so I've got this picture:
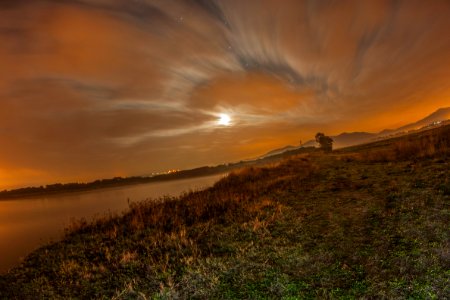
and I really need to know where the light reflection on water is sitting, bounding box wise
[0,174,225,273]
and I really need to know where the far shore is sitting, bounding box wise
[0,171,228,201]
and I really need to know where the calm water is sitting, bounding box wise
[0,174,226,273]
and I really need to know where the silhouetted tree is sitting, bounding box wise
[315,132,333,152]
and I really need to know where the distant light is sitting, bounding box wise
[218,113,231,126]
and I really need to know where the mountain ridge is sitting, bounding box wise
[262,107,450,157]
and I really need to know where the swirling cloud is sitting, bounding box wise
[0,0,449,188]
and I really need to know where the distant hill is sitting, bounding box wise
[380,107,450,136]
[263,107,450,156]
[332,132,376,148]
[261,145,298,158]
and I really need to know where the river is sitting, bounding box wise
[0,174,226,273]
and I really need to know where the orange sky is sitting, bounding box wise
[0,0,449,189]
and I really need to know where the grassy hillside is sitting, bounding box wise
[1,125,449,299]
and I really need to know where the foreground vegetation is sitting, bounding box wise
[1,125,449,299]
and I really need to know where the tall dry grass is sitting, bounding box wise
[65,158,315,239]
[356,125,449,162]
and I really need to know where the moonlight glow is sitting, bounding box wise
[218,114,231,126]
[0,0,448,191]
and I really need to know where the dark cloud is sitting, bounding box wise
[189,0,229,27]
[1,0,449,188]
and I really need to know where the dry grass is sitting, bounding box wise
[1,125,449,299]
[369,125,448,162]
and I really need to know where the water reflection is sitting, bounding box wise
[0,174,225,273]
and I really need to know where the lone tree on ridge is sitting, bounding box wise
[315,132,333,152]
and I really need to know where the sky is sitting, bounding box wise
[1,0,449,189]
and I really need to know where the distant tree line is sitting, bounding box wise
[0,176,152,199]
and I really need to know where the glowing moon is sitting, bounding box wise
[218,113,231,126]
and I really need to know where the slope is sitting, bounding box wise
[1,125,449,299]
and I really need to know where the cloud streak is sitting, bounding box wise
[1,0,449,188]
